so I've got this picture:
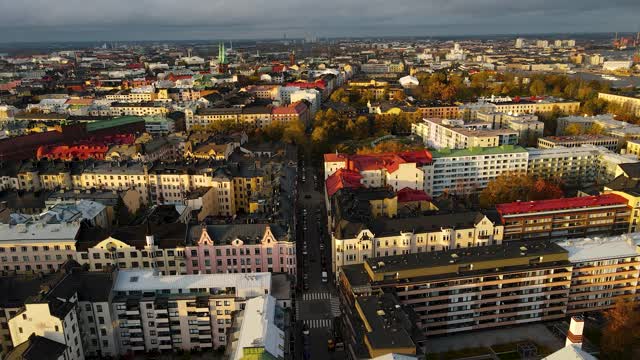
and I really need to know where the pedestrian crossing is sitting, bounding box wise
[302,292,332,301]
[303,319,333,329]
[330,297,341,317]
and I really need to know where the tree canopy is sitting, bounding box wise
[601,299,640,359]
[479,173,563,208]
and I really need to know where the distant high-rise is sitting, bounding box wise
[218,42,228,73]
[515,38,525,49]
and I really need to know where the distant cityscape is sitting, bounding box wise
[0,26,640,360]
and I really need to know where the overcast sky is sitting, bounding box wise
[0,0,638,42]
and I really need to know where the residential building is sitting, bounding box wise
[0,275,52,357]
[185,224,296,275]
[598,93,640,117]
[0,220,81,275]
[463,96,580,116]
[626,139,640,158]
[496,194,631,242]
[227,295,287,360]
[526,146,601,187]
[110,270,272,352]
[603,163,640,232]
[331,211,503,274]
[411,118,518,150]
[323,150,432,193]
[144,117,175,136]
[8,262,117,360]
[537,135,619,152]
[340,240,572,337]
[424,145,529,196]
[557,233,640,314]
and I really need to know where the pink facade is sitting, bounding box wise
[185,224,296,275]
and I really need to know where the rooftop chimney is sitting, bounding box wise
[565,316,584,348]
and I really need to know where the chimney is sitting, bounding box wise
[565,316,584,348]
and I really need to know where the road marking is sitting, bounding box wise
[303,319,332,329]
[330,297,341,317]
[302,292,331,301]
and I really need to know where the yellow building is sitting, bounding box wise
[626,139,640,158]
[599,92,640,117]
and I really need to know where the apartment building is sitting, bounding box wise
[340,240,572,336]
[0,275,53,357]
[8,263,117,360]
[105,92,158,103]
[323,150,433,193]
[475,96,580,115]
[108,102,170,117]
[339,292,422,359]
[598,92,640,117]
[76,224,188,275]
[184,102,309,130]
[412,118,518,150]
[110,270,272,352]
[496,194,631,242]
[185,223,296,275]
[537,135,619,152]
[331,211,503,274]
[0,221,80,274]
[604,164,640,232]
[475,111,544,138]
[416,105,459,119]
[227,295,287,360]
[526,146,601,187]
[557,233,640,314]
[424,145,529,196]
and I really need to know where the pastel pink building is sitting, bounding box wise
[185,224,296,275]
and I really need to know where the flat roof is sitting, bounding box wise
[557,233,640,263]
[364,240,567,275]
[113,270,271,299]
[496,194,628,216]
[0,222,80,242]
[231,295,283,360]
[431,145,527,158]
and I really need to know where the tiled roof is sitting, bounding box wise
[396,187,431,202]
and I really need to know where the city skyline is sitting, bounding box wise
[0,0,638,42]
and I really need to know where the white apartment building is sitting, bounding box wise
[227,295,286,360]
[411,118,518,150]
[331,212,503,274]
[290,89,321,116]
[144,117,175,135]
[276,86,301,104]
[557,233,640,314]
[423,145,529,196]
[527,146,601,187]
[111,270,272,353]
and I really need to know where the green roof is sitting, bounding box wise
[431,145,528,158]
[86,116,144,132]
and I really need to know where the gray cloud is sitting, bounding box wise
[0,0,638,42]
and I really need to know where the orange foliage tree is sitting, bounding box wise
[601,299,640,359]
[479,173,563,208]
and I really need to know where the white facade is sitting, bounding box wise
[424,146,529,196]
[290,89,321,116]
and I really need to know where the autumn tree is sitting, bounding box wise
[529,79,546,96]
[356,140,423,154]
[479,173,563,208]
[601,299,640,360]
[563,123,584,136]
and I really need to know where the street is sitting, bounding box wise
[294,163,345,360]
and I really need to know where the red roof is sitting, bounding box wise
[397,187,432,203]
[286,80,326,90]
[496,194,628,216]
[323,150,432,174]
[325,169,363,197]
[272,101,307,115]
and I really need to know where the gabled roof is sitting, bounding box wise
[326,168,363,197]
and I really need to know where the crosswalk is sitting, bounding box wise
[330,297,341,317]
[302,292,332,301]
[303,319,333,329]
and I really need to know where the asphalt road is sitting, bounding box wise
[294,164,345,360]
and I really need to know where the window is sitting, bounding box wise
[96,305,103,312]
[99,317,105,325]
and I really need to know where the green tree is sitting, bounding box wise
[479,173,563,208]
